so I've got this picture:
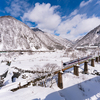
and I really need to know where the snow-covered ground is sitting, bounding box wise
[0,50,100,100]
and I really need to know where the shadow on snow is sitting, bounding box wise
[43,76,100,100]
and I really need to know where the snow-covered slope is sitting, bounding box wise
[31,27,73,49]
[74,36,84,43]
[0,51,100,100]
[0,16,45,50]
[74,25,100,48]
[0,16,72,51]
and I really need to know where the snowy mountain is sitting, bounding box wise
[0,16,72,51]
[31,27,73,50]
[74,36,84,43]
[74,25,100,48]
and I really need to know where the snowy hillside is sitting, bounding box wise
[0,16,41,50]
[74,36,84,43]
[0,16,72,51]
[0,51,100,100]
[31,27,73,49]
[74,25,100,48]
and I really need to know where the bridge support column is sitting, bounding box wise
[58,71,63,89]
[91,58,95,67]
[74,64,79,76]
[99,56,100,62]
[95,57,99,63]
[84,61,88,74]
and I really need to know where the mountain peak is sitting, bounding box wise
[0,15,12,18]
[30,27,44,33]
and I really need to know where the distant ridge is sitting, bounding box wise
[74,25,100,48]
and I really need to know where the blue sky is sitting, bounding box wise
[0,0,100,40]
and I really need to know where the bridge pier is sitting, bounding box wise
[95,57,99,63]
[84,61,88,74]
[91,58,95,67]
[58,71,63,89]
[74,64,79,76]
[99,56,100,62]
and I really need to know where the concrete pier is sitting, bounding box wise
[84,61,88,74]
[95,57,99,63]
[91,58,95,67]
[99,56,100,62]
[74,65,79,76]
[58,71,63,89]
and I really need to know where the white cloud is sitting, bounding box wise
[70,9,78,17]
[96,1,100,5]
[22,3,61,32]
[5,0,30,17]
[0,10,5,13]
[56,14,100,40]
[21,2,100,41]
[80,0,92,8]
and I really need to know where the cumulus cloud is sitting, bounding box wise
[56,14,100,40]
[22,3,61,32]
[80,0,92,8]
[5,0,30,17]
[21,2,100,40]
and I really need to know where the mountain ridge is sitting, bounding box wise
[74,25,100,48]
[0,16,72,51]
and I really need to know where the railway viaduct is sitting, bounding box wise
[57,56,100,89]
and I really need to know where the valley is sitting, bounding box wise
[0,16,100,100]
